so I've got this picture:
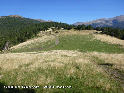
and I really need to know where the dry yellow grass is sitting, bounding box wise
[0,50,88,71]
[93,34,124,47]
[0,50,105,76]
[0,50,119,90]
[59,30,97,36]
[0,50,90,85]
[88,52,124,70]
[10,34,55,50]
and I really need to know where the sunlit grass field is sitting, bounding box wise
[10,31,124,53]
[0,30,124,93]
[47,34,124,53]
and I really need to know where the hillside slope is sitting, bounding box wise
[0,15,41,50]
[0,16,71,51]
[0,30,124,93]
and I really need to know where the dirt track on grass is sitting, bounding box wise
[40,33,60,50]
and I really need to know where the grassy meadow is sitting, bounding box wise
[0,30,124,93]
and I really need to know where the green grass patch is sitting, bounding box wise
[10,34,124,53]
[45,34,124,53]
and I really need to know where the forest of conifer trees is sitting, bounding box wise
[0,16,73,51]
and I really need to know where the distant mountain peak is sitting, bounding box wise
[8,15,23,18]
[73,15,124,28]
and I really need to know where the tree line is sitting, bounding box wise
[0,16,124,51]
[73,25,124,40]
[95,27,124,40]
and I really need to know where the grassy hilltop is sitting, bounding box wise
[0,30,124,93]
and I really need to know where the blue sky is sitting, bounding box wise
[0,0,124,24]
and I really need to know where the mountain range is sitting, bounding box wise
[73,15,124,28]
[1,15,124,29]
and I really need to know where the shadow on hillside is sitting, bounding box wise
[98,63,114,67]
[0,82,35,93]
